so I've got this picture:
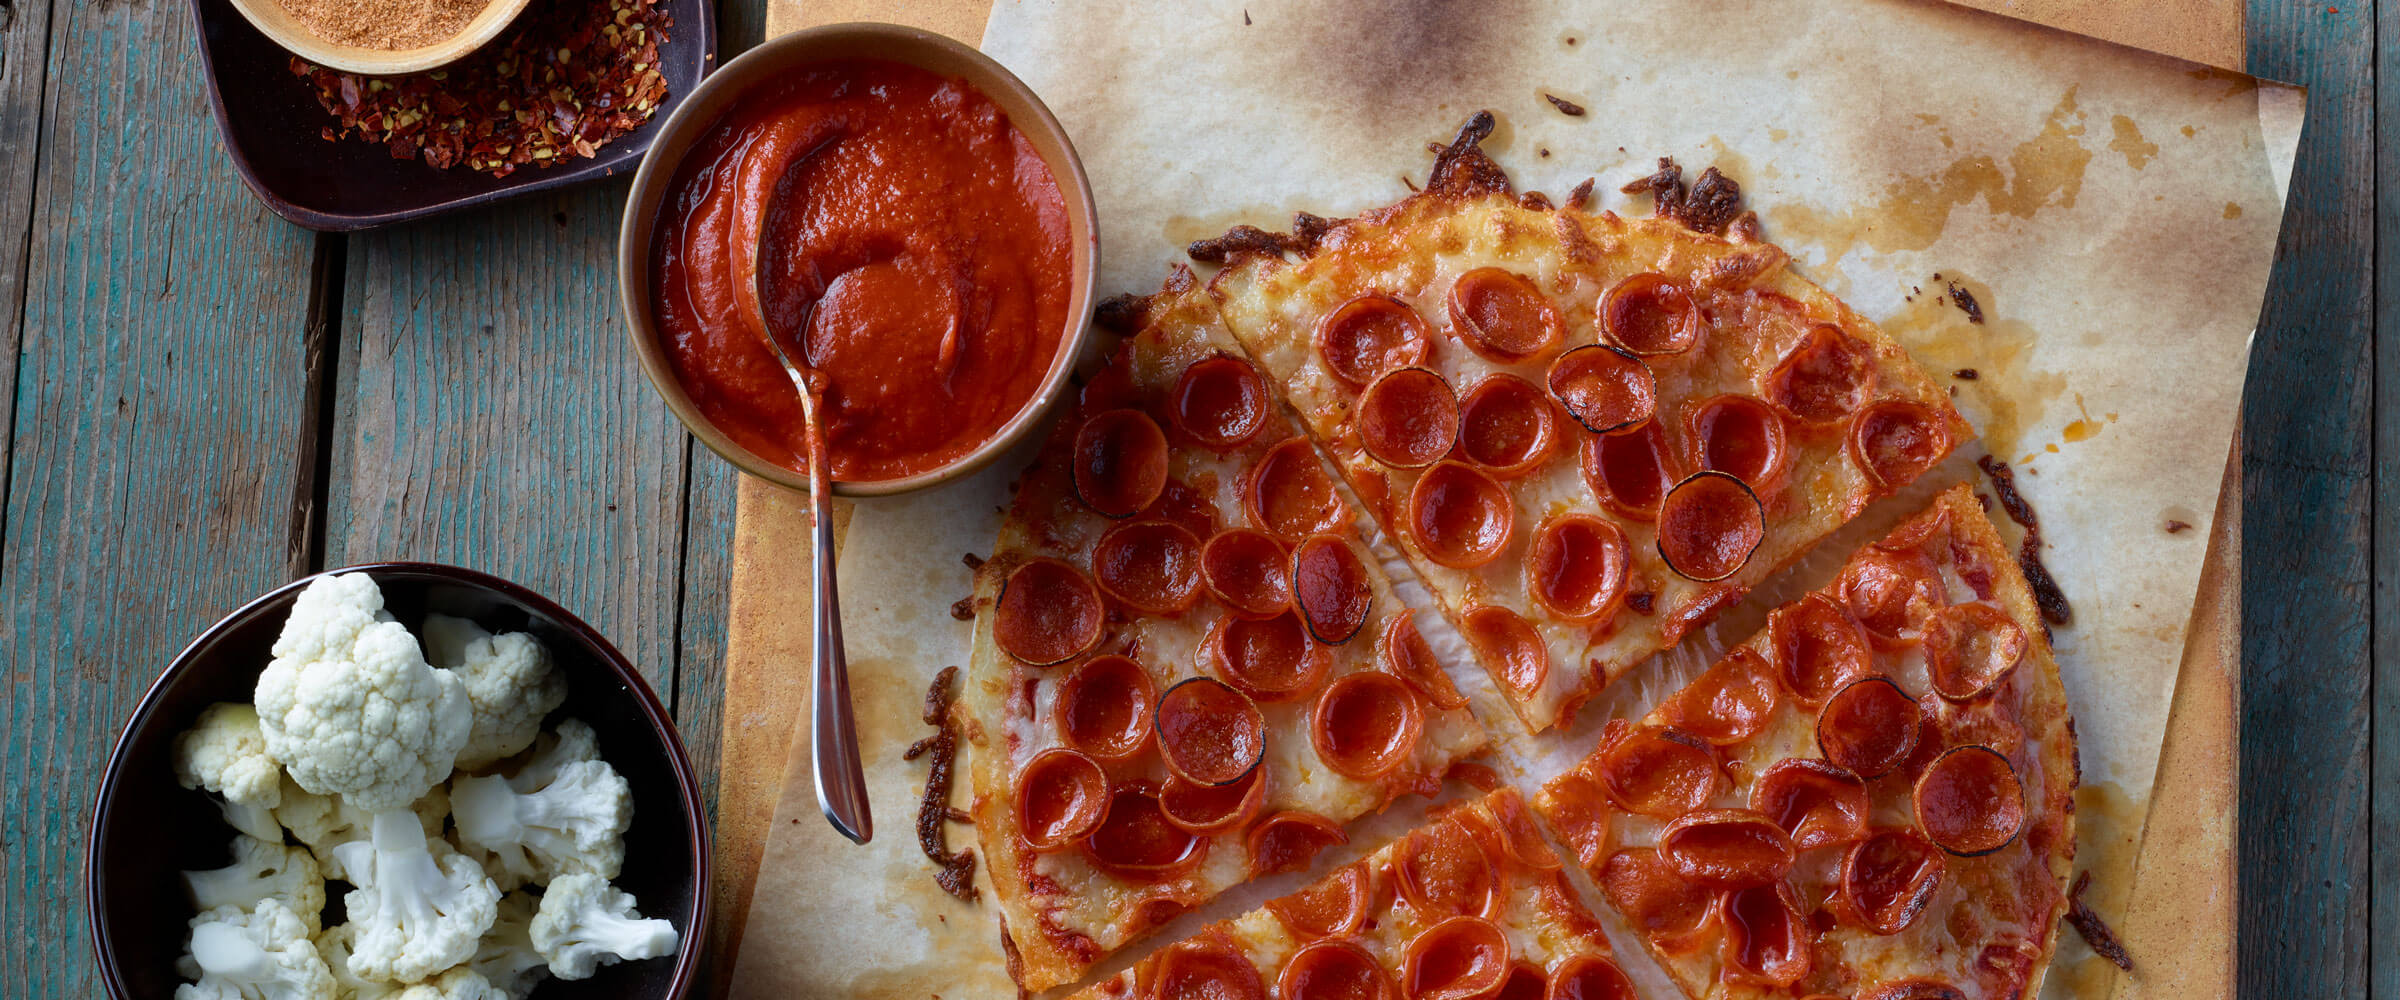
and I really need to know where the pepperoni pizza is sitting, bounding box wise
[1068,787,1628,1000]
[1205,115,1971,732]
[961,271,1491,992]
[1533,486,2076,999]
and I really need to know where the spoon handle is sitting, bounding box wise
[809,455,873,844]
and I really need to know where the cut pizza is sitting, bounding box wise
[961,269,1490,991]
[1534,485,2076,1000]
[1204,114,1972,732]
[1069,787,1627,1000]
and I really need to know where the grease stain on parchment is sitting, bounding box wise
[1884,273,2064,463]
[2108,114,2158,169]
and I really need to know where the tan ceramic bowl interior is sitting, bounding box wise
[227,0,535,75]
[618,23,1099,498]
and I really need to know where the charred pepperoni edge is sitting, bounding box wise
[1357,366,1462,469]
[1912,744,2028,857]
[1814,674,1921,778]
[1547,344,1658,436]
[1655,470,1766,582]
[1071,408,1171,519]
[1153,676,1268,787]
[992,557,1104,666]
[1835,828,1947,937]
[1290,534,1375,645]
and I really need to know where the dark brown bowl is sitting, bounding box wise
[85,563,710,998]
[188,0,716,231]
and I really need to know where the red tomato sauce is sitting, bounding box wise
[650,59,1072,483]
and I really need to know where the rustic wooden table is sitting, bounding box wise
[0,1,2377,997]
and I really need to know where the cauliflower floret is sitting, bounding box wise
[255,573,471,813]
[220,799,287,845]
[420,615,565,771]
[389,967,505,1000]
[528,874,678,980]
[277,779,447,882]
[504,719,598,794]
[311,925,395,1000]
[183,835,326,933]
[329,812,499,983]
[175,899,335,1000]
[175,703,284,809]
[466,892,549,1000]
[451,759,630,889]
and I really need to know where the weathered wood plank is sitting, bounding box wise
[326,181,699,750]
[675,446,737,815]
[2373,3,2399,997]
[0,0,52,504]
[0,0,322,992]
[2240,3,2375,997]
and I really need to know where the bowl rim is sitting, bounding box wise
[616,21,1100,499]
[224,0,537,76]
[83,561,713,999]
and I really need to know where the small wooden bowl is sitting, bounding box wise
[617,22,1100,498]
[226,0,534,75]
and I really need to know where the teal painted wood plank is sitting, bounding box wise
[0,0,50,496]
[673,446,736,818]
[2241,2,2375,997]
[2375,2,2399,997]
[327,182,701,755]
[0,0,321,995]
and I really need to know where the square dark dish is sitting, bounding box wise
[187,0,715,231]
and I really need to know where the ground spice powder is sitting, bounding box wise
[278,0,492,51]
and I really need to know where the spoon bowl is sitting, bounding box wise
[226,0,536,75]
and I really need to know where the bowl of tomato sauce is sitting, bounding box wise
[619,23,1098,496]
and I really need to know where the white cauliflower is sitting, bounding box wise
[183,835,326,933]
[311,924,393,1000]
[466,892,549,1000]
[450,760,630,889]
[219,800,287,846]
[528,874,679,980]
[504,719,598,793]
[420,615,565,771]
[175,899,335,1000]
[390,967,506,1000]
[329,812,499,983]
[175,703,284,809]
[255,573,471,813]
[277,779,447,882]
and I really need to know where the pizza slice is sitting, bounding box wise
[962,269,1490,992]
[1533,485,2075,1000]
[1069,787,1626,1000]
[1205,114,1972,732]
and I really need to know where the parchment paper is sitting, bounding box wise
[726,3,2301,997]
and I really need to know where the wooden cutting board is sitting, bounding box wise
[705,2,2249,994]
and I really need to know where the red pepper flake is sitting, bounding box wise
[291,0,674,178]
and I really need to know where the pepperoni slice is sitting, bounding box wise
[1247,438,1348,541]
[1750,758,1870,850]
[993,558,1104,665]
[1172,355,1269,450]
[1912,745,2026,856]
[1406,461,1516,568]
[1816,675,1921,778]
[1538,770,1614,874]
[1769,594,1871,707]
[1601,273,1701,356]
[1458,375,1559,477]
[1015,748,1110,851]
[1876,501,1954,554]
[1317,294,1434,387]
[1205,611,1331,702]
[1496,962,1545,1000]
[1765,324,1877,426]
[1656,471,1765,582]
[1247,811,1347,877]
[1835,828,1947,935]
[1687,395,1789,492]
[1658,809,1796,888]
[1547,345,1657,435]
[1084,782,1208,880]
[1847,400,1952,492]
[1460,605,1548,702]
[1595,723,1722,818]
[1720,882,1812,987]
[1149,934,1266,1000]
[1292,534,1375,644]
[1579,420,1678,522]
[1401,916,1512,1000]
[1093,520,1205,615]
[1073,408,1171,518]
[1359,367,1462,469]
[1155,676,1267,787]
[1596,849,1714,950]
[1266,860,1369,939]
[1923,602,2029,701]
[1279,939,1396,1000]
[1378,610,1468,710]
[1202,528,1293,619]
[1545,955,1635,1000]
[1056,654,1157,760]
[1160,765,1266,835]
[1449,267,1563,363]
[1839,547,1947,647]
[1396,818,1501,918]
[1655,647,1778,746]
[1311,670,1425,780]
[1482,791,1563,872]
[1526,513,1630,621]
